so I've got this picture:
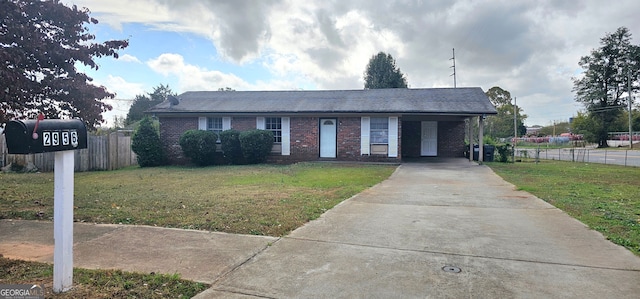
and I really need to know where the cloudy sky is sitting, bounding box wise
[67,0,640,127]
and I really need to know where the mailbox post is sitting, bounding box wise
[4,119,87,293]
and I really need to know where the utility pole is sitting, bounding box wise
[513,96,517,162]
[629,71,634,149]
[450,48,456,88]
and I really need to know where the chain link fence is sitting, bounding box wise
[514,147,640,167]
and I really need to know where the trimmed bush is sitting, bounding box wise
[239,129,273,164]
[179,130,218,166]
[220,129,244,165]
[131,117,166,167]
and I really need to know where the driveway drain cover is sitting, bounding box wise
[442,266,462,273]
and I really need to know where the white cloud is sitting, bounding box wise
[91,75,145,127]
[146,53,184,76]
[146,53,300,91]
[70,0,640,125]
[98,75,146,99]
[118,54,142,63]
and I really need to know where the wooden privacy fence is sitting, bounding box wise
[1,131,137,172]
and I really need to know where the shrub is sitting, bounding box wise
[179,130,218,166]
[239,129,273,164]
[131,117,166,167]
[220,130,244,165]
[495,143,513,163]
[483,135,497,145]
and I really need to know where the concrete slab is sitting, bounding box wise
[207,160,640,298]
[0,220,278,284]
[73,225,278,283]
[0,220,119,262]
[211,238,640,298]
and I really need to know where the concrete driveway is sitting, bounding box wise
[201,159,640,298]
[1,159,638,298]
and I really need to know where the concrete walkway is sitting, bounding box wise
[1,159,639,298]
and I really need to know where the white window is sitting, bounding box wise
[266,117,282,143]
[207,117,223,142]
[370,117,389,144]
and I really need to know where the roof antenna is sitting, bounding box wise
[450,48,457,88]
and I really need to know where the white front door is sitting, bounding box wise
[320,119,337,158]
[421,121,438,156]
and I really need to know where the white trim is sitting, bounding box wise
[222,117,231,130]
[198,117,207,130]
[388,117,398,157]
[281,117,290,156]
[256,117,265,129]
[361,117,370,155]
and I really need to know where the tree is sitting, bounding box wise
[538,121,571,136]
[483,87,527,139]
[571,112,601,143]
[0,0,128,129]
[131,116,166,167]
[126,84,176,125]
[363,52,408,89]
[572,27,640,147]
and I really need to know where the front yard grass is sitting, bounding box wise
[488,161,640,256]
[0,162,395,297]
[0,162,396,236]
[0,257,208,298]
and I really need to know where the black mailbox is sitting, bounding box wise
[4,119,87,154]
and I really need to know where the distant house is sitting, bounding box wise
[146,88,496,164]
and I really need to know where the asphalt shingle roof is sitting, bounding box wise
[147,87,496,115]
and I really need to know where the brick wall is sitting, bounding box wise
[335,117,401,163]
[337,117,361,159]
[159,115,451,164]
[159,117,198,164]
[231,117,255,131]
[438,121,466,157]
[290,117,320,160]
[266,117,401,163]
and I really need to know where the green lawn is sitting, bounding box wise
[0,257,208,298]
[488,161,640,255]
[0,162,396,297]
[0,162,396,236]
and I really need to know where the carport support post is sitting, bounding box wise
[53,150,74,293]
[468,119,473,162]
[478,116,484,163]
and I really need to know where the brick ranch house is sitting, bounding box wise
[146,87,497,164]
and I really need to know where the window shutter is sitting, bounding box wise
[222,117,231,130]
[256,117,265,129]
[361,117,370,155]
[198,117,207,130]
[281,117,290,156]
[388,117,398,157]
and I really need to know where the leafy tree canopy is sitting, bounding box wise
[483,86,527,139]
[125,84,176,125]
[0,0,128,128]
[363,52,408,89]
[572,26,640,147]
